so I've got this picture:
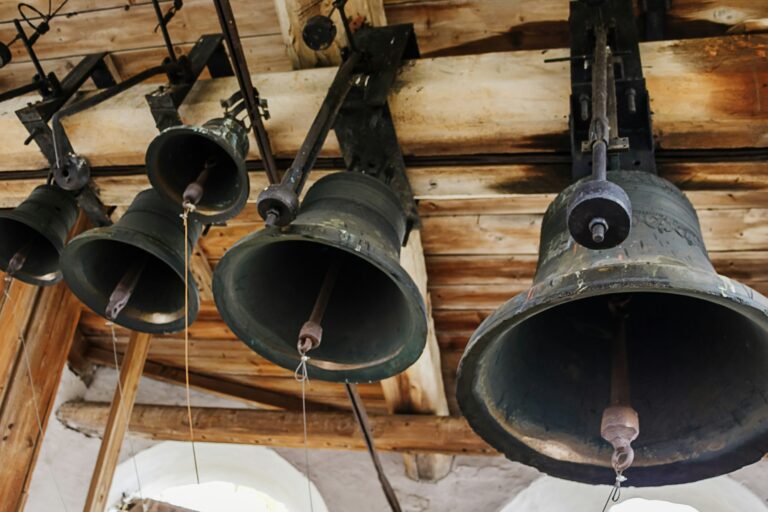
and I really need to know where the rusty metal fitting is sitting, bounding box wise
[298,320,323,353]
[601,404,639,474]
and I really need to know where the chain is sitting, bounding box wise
[181,205,201,485]
[294,347,315,512]
[107,321,146,510]
[3,276,69,512]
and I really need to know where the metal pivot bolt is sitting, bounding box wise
[626,88,637,114]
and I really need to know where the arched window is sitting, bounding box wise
[501,475,767,512]
[107,441,328,512]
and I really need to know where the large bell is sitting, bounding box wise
[0,185,78,286]
[457,170,768,487]
[213,172,427,383]
[145,116,250,223]
[61,189,202,333]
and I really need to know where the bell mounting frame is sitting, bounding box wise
[257,17,420,242]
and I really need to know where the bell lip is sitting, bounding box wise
[213,226,428,384]
[0,210,64,286]
[145,124,250,224]
[456,262,768,487]
[61,225,200,334]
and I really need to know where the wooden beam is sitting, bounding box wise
[0,279,83,509]
[128,498,201,512]
[273,0,386,69]
[84,331,153,512]
[191,245,214,301]
[57,402,496,455]
[0,277,40,405]
[382,230,452,481]
[3,33,767,172]
[84,344,343,411]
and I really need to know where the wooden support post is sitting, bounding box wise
[84,330,153,512]
[58,402,496,455]
[0,279,83,510]
[382,230,453,481]
[273,0,386,69]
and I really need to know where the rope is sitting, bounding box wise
[3,276,69,512]
[294,350,314,512]
[107,321,145,509]
[181,205,201,485]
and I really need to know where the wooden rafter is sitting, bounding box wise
[84,331,153,512]
[58,402,496,455]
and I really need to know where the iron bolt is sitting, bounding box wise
[589,217,608,244]
[626,88,637,114]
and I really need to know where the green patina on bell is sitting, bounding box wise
[0,185,78,286]
[213,172,427,383]
[61,189,202,333]
[146,116,250,223]
[457,170,768,487]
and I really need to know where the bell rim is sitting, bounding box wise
[456,261,768,487]
[213,225,428,383]
[145,124,250,224]
[61,225,200,334]
[0,209,65,286]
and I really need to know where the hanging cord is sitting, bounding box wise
[180,204,201,485]
[600,474,626,512]
[2,276,69,512]
[294,347,314,512]
[107,322,146,510]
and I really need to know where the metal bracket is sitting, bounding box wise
[569,0,656,180]
[145,34,234,131]
[641,0,670,41]
[333,24,421,239]
[13,52,117,227]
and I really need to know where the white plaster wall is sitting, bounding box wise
[24,367,768,512]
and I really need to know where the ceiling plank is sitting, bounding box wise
[57,401,497,455]
[3,33,766,171]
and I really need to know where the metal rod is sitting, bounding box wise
[212,0,280,185]
[182,158,214,207]
[334,0,360,55]
[298,260,341,353]
[590,26,609,183]
[14,19,45,80]
[280,51,362,196]
[151,0,177,63]
[105,256,148,321]
[6,242,32,276]
[609,302,630,406]
[345,382,402,512]
[0,79,42,104]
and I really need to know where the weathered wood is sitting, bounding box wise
[57,402,496,455]
[274,0,386,69]
[0,279,83,510]
[128,498,200,512]
[3,34,767,171]
[84,330,153,512]
[85,344,343,411]
[0,277,39,406]
[190,245,214,301]
[382,230,452,481]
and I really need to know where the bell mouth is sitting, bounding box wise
[213,232,427,383]
[146,128,248,223]
[61,230,199,334]
[0,216,61,285]
[458,263,768,487]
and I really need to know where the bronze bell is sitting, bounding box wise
[145,116,250,223]
[0,185,78,286]
[213,172,427,383]
[457,170,768,487]
[61,189,202,333]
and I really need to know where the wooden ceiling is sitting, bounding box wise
[1,0,768,475]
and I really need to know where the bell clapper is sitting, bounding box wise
[182,158,216,209]
[6,241,32,276]
[601,297,639,491]
[297,258,341,355]
[105,254,148,321]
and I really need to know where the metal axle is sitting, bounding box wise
[105,256,148,321]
